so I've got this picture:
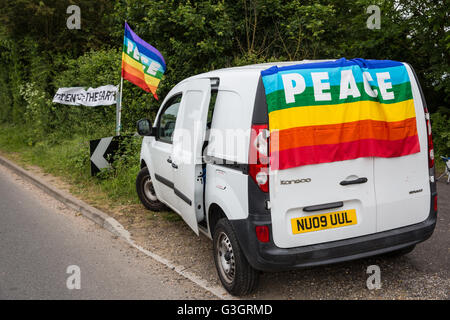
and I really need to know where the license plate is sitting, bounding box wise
[291,209,357,235]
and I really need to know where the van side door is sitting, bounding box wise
[171,78,211,234]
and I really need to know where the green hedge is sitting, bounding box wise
[0,0,448,188]
[431,109,450,158]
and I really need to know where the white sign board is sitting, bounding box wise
[53,85,118,107]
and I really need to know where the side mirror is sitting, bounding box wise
[137,119,156,136]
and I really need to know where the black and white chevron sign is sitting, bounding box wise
[89,136,121,176]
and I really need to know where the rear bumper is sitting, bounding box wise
[230,199,437,272]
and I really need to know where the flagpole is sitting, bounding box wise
[116,77,123,136]
[116,20,126,137]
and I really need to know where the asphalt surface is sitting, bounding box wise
[0,165,216,300]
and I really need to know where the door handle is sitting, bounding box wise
[340,177,368,186]
[167,158,172,164]
[303,201,344,212]
[171,162,178,169]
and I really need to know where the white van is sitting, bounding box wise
[136,60,437,296]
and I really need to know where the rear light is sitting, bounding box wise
[249,124,269,192]
[255,225,270,243]
[425,110,434,168]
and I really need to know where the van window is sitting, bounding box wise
[206,90,218,129]
[157,94,182,144]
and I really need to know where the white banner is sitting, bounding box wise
[52,85,118,107]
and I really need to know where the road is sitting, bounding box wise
[0,165,216,300]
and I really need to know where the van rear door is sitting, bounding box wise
[375,64,430,232]
[171,78,211,235]
[269,158,377,249]
[267,62,430,249]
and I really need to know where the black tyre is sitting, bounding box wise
[213,218,259,296]
[384,245,416,258]
[136,167,166,211]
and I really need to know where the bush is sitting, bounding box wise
[13,49,125,145]
[431,109,450,158]
[19,82,54,145]
[2,48,150,205]
[52,48,121,139]
[52,48,159,137]
[95,133,142,202]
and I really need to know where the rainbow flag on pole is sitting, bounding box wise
[121,22,166,99]
[261,58,420,170]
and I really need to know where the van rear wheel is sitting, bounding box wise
[136,167,166,211]
[213,218,259,296]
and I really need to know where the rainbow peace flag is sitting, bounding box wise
[261,58,420,170]
[122,22,166,99]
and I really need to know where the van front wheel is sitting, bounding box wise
[213,218,259,296]
[136,167,166,211]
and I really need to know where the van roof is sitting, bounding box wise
[214,59,334,72]
[182,59,335,82]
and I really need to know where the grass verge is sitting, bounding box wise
[0,123,181,221]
